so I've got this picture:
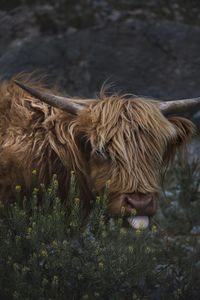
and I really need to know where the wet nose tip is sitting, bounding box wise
[140,193,153,201]
[123,192,155,215]
[127,193,153,206]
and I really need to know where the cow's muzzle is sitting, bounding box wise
[120,192,156,230]
[121,192,156,216]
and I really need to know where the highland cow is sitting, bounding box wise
[0,76,199,228]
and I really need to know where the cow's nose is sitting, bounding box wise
[122,192,156,216]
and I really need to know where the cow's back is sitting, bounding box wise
[0,80,70,203]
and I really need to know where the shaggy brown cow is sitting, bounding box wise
[0,76,199,228]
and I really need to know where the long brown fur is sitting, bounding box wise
[0,75,195,214]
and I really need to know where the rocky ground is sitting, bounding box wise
[0,1,200,127]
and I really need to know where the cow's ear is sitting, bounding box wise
[168,116,196,147]
[163,117,196,164]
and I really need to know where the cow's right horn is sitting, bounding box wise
[14,80,85,115]
[160,97,200,116]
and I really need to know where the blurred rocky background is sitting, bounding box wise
[0,4,200,298]
[0,0,200,126]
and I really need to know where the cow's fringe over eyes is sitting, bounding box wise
[0,76,195,205]
[78,96,195,195]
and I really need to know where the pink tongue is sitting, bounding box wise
[127,216,149,229]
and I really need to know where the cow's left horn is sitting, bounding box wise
[160,97,200,115]
[14,80,85,115]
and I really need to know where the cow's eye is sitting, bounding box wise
[93,149,108,161]
[95,149,102,156]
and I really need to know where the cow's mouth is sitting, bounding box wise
[127,215,150,230]
[108,192,156,230]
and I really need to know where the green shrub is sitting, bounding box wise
[0,153,200,300]
[158,148,200,235]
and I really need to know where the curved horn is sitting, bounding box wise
[14,80,85,115]
[160,97,200,115]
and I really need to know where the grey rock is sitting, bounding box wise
[107,10,121,22]
[0,18,200,102]
[0,0,200,117]
[191,226,200,235]
[195,261,200,269]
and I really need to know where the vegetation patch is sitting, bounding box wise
[0,149,200,300]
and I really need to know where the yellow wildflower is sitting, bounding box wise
[120,206,126,216]
[120,228,126,236]
[106,179,111,187]
[32,169,37,175]
[63,240,68,246]
[48,188,52,194]
[96,196,101,203]
[52,240,57,246]
[135,229,142,236]
[145,246,151,254]
[70,222,76,227]
[98,261,104,269]
[128,246,134,253]
[99,219,105,227]
[15,185,21,192]
[22,266,30,273]
[152,224,157,233]
[53,179,59,189]
[52,275,59,285]
[33,188,39,194]
[74,197,80,205]
[40,249,48,257]
[130,208,137,216]
[27,227,32,233]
